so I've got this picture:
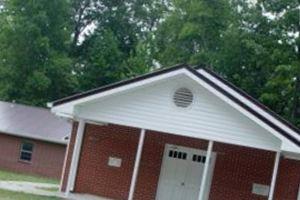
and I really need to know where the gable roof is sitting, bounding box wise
[50,64,187,107]
[0,101,71,144]
[198,67,300,143]
[49,64,300,149]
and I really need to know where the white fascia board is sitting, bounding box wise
[52,110,74,119]
[51,67,299,153]
[184,70,299,153]
[198,69,300,142]
[51,104,74,116]
[282,151,300,161]
[51,69,187,116]
[76,111,279,152]
[281,141,300,153]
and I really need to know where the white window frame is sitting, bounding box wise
[19,141,34,163]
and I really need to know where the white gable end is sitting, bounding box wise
[76,74,281,151]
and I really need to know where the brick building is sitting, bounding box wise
[50,65,300,199]
[0,101,71,179]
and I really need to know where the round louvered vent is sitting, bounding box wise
[173,88,193,108]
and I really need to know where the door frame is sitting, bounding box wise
[155,144,217,200]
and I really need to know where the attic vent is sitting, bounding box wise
[173,88,193,108]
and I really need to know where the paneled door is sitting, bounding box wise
[156,144,216,200]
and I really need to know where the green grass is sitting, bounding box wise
[0,169,59,184]
[0,189,62,200]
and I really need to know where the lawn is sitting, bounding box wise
[0,189,62,200]
[0,169,59,184]
[0,169,61,199]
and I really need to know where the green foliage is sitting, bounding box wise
[258,0,300,125]
[153,0,232,66]
[151,0,300,126]
[0,0,76,106]
[0,0,299,127]
[70,0,167,91]
[75,29,125,90]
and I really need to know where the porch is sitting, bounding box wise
[50,65,300,200]
[62,122,300,200]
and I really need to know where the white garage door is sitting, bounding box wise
[156,144,216,200]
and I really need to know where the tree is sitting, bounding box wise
[153,0,233,66]
[153,0,300,127]
[216,1,277,98]
[0,0,168,105]
[72,0,168,91]
[258,0,300,125]
[0,0,77,106]
[217,0,300,126]
[0,0,299,128]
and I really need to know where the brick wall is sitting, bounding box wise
[275,158,300,200]
[210,143,275,200]
[74,123,140,199]
[0,132,66,179]
[62,123,300,200]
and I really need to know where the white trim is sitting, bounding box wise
[283,152,300,161]
[297,184,300,200]
[128,129,146,200]
[198,140,214,200]
[53,111,74,120]
[198,69,300,144]
[59,135,72,191]
[19,141,34,162]
[74,114,107,126]
[51,67,300,152]
[268,151,281,200]
[65,120,86,195]
[76,112,280,152]
[183,70,296,152]
[52,69,186,113]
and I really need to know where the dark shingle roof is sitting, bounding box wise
[0,101,71,144]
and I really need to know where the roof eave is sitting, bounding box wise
[0,130,68,145]
[49,64,300,150]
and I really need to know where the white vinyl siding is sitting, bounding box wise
[76,74,281,151]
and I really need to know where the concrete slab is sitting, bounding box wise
[0,180,60,197]
[65,193,113,200]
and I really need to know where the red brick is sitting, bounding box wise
[0,133,66,179]
[62,123,300,200]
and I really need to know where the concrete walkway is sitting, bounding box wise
[0,180,113,200]
[0,180,61,197]
[66,193,113,200]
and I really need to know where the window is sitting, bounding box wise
[168,150,187,160]
[20,142,34,162]
[192,154,206,163]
